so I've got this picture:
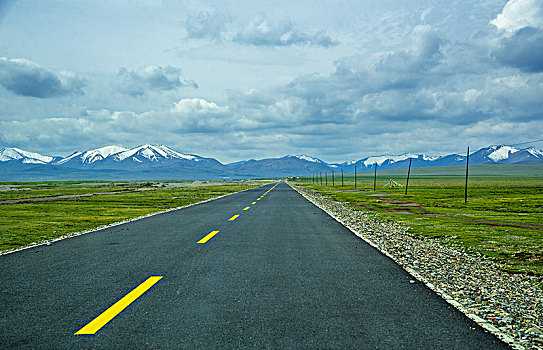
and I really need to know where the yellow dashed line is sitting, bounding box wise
[257,183,278,200]
[197,230,220,244]
[228,214,239,221]
[243,207,250,211]
[75,276,163,335]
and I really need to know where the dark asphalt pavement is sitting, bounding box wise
[0,182,510,349]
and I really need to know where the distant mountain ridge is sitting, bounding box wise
[0,147,57,164]
[53,145,208,168]
[0,144,542,180]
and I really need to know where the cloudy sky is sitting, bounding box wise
[0,0,542,163]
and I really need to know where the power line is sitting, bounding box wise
[510,138,543,147]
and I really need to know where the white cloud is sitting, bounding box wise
[491,0,543,33]
[233,15,337,47]
[2,0,543,162]
[171,98,225,114]
[485,1,543,72]
[183,11,337,48]
[185,11,231,40]
[375,25,445,75]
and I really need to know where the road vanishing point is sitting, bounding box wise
[0,182,510,349]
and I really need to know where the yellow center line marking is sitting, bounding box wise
[262,184,278,196]
[197,230,220,244]
[257,198,261,200]
[243,206,250,210]
[228,214,239,221]
[251,202,256,204]
[74,276,163,335]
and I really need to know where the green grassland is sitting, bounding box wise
[0,182,144,201]
[295,164,543,276]
[0,182,259,252]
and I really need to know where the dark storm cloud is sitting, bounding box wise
[0,57,85,98]
[492,27,543,72]
[116,65,198,96]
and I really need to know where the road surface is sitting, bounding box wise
[0,182,509,349]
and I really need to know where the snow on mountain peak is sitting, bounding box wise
[294,155,322,163]
[487,145,519,162]
[422,155,440,161]
[81,145,128,164]
[0,147,53,164]
[54,151,83,165]
[363,153,419,166]
[526,147,543,158]
[152,144,199,161]
[114,144,198,162]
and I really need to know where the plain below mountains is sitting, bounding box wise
[1,144,542,181]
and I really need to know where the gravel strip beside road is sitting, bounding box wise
[290,183,543,350]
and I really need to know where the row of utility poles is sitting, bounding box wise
[309,168,348,187]
[307,165,372,191]
[302,147,471,203]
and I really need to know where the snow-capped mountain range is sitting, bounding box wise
[0,147,57,164]
[0,144,542,180]
[54,145,203,167]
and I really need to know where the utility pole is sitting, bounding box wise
[332,171,334,186]
[465,147,470,204]
[341,169,344,187]
[325,172,328,185]
[405,158,412,195]
[354,165,357,189]
[373,163,377,191]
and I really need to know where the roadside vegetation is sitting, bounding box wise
[0,181,261,252]
[295,164,543,276]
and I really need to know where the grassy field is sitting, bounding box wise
[0,181,261,252]
[295,164,543,276]
[0,182,145,202]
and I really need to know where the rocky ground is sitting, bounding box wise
[291,184,543,350]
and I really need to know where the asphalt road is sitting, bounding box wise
[0,182,510,349]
